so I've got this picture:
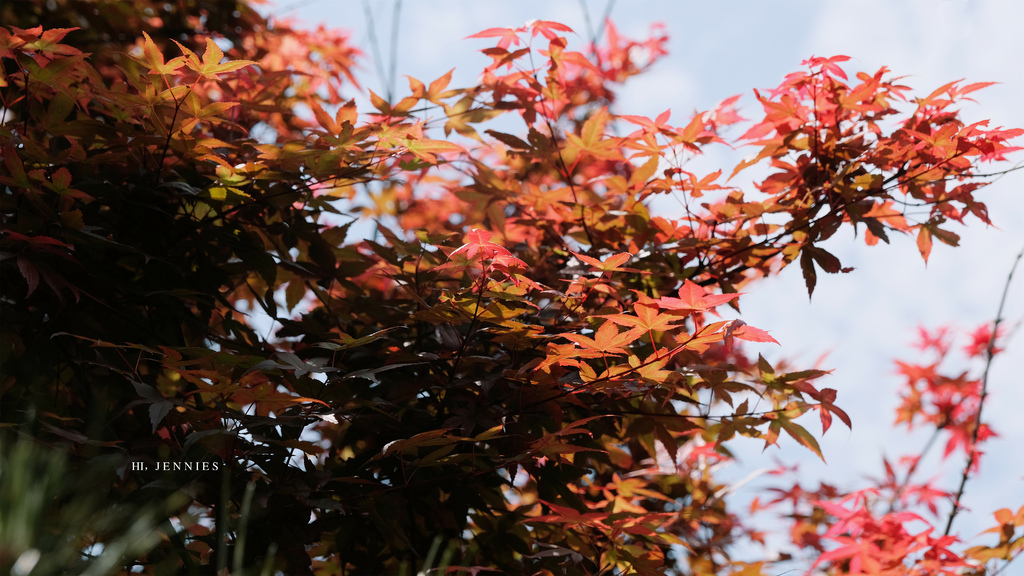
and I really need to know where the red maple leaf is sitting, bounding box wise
[450,229,512,260]
[657,280,740,313]
[466,27,524,50]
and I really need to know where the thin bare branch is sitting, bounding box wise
[944,244,1024,536]
[388,0,403,101]
[362,0,391,101]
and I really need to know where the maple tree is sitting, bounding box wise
[1,1,1022,575]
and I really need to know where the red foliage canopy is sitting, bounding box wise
[1,2,1021,574]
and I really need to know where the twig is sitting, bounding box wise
[362,0,391,101]
[887,426,941,513]
[21,65,30,138]
[445,271,490,385]
[990,549,1022,576]
[526,46,596,248]
[943,244,1024,536]
[155,96,185,179]
[595,0,616,42]
[578,0,616,48]
[388,0,403,101]
[577,0,596,46]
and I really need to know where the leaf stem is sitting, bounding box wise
[446,271,490,385]
[155,88,188,181]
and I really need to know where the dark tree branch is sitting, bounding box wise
[943,244,1024,536]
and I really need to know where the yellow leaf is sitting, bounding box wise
[628,155,660,190]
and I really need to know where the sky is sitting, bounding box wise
[269,0,1024,560]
